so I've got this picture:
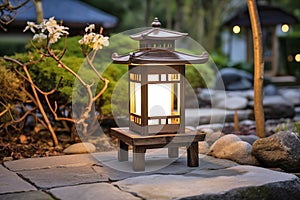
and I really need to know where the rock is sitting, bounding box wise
[263,84,279,96]
[199,141,210,154]
[63,142,96,154]
[252,131,300,172]
[209,134,259,165]
[214,68,253,91]
[216,96,248,110]
[239,119,255,126]
[198,128,214,135]
[205,131,224,146]
[209,134,241,154]
[248,95,295,120]
[280,89,300,106]
[197,124,223,132]
[238,135,259,145]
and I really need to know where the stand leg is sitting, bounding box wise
[168,147,179,158]
[133,146,146,171]
[118,140,128,161]
[187,142,199,167]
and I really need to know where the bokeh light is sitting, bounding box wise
[281,24,289,33]
[232,25,241,34]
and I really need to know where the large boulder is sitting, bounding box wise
[279,89,300,106]
[248,95,295,120]
[252,131,300,172]
[209,134,259,165]
[214,68,253,91]
[215,96,248,110]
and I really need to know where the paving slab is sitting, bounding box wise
[4,154,97,171]
[93,150,238,174]
[18,166,108,189]
[0,165,36,194]
[49,182,141,200]
[0,191,53,200]
[114,165,300,200]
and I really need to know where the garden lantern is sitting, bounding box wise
[111,18,208,171]
[112,17,208,136]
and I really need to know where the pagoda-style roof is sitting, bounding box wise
[112,18,208,65]
[223,2,299,27]
[130,17,187,41]
[112,49,209,65]
[130,28,188,41]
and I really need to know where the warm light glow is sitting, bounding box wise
[232,25,241,34]
[287,55,293,62]
[130,82,141,115]
[281,24,289,33]
[148,84,172,117]
[295,54,300,62]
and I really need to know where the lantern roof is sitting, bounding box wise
[130,18,187,41]
[112,49,209,64]
[112,17,209,65]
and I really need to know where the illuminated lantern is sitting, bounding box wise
[111,18,208,171]
[112,17,208,136]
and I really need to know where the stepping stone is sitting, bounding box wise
[114,165,300,200]
[0,165,36,194]
[49,183,140,200]
[0,191,53,200]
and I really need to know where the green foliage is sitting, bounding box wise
[0,63,26,123]
[292,122,300,137]
[185,64,214,89]
[0,61,26,103]
[275,120,300,137]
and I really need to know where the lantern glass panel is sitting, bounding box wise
[148,82,180,125]
[130,82,141,116]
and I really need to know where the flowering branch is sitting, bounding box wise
[22,17,110,138]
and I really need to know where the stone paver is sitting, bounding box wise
[2,150,300,200]
[49,183,140,200]
[4,154,97,171]
[0,165,36,194]
[18,166,108,189]
[0,191,53,200]
[114,165,300,200]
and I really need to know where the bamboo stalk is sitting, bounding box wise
[247,0,265,138]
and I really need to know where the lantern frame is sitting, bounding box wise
[128,64,185,135]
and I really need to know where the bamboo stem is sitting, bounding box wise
[247,0,265,138]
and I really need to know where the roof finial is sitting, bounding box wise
[151,17,161,27]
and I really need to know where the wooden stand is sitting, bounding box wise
[110,127,205,171]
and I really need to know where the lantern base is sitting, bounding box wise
[110,127,205,171]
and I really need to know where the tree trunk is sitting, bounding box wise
[33,0,43,23]
[175,0,184,31]
[145,0,151,26]
[166,0,172,29]
[248,0,265,138]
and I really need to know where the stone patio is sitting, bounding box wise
[1,151,300,200]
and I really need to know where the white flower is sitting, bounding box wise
[92,35,109,50]
[23,21,38,33]
[24,17,69,44]
[49,32,61,44]
[85,24,95,33]
[32,33,47,42]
